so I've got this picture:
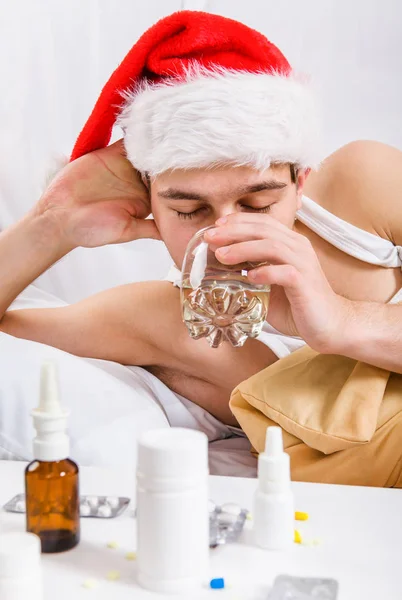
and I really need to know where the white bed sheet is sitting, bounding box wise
[0,285,257,477]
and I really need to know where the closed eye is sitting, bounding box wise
[175,204,273,219]
[175,208,206,219]
[241,205,272,213]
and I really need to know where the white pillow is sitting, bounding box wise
[1,282,170,466]
[33,240,173,304]
[0,332,170,466]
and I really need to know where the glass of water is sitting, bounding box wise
[180,226,270,348]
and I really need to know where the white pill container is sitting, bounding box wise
[0,532,43,600]
[136,428,209,594]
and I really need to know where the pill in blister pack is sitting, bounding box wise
[209,500,248,548]
[267,575,339,599]
[3,493,130,519]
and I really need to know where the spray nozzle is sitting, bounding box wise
[35,361,64,416]
[258,426,291,486]
[32,361,70,461]
[264,426,284,457]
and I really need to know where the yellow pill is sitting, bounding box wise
[294,529,302,544]
[106,570,121,581]
[82,579,98,589]
[246,512,253,521]
[106,541,119,549]
[295,511,309,521]
[125,551,137,561]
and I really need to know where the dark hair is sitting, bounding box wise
[290,164,297,184]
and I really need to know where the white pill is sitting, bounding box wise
[97,504,112,518]
[80,503,91,517]
[106,496,120,509]
[86,496,99,508]
[82,578,98,589]
[221,503,242,516]
[15,499,26,512]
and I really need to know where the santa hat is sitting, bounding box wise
[71,11,320,175]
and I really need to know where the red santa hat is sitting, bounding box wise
[71,10,320,175]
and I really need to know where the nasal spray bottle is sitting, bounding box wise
[25,361,80,553]
[253,426,294,550]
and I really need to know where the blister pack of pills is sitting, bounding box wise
[3,493,130,519]
[209,500,248,548]
[267,575,339,599]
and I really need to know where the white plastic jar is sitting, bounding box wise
[136,428,209,594]
[0,532,43,600]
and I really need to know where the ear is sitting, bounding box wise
[296,168,310,210]
[141,172,150,190]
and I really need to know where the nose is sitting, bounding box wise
[213,203,237,221]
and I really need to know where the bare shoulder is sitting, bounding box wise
[304,140,402,244]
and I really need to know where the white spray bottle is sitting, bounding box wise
[253,426,294,550]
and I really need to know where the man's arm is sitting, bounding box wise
[327,300,402,372]
[0,213,69,319]
[0,140,158,344]
[314,140,402,371]
[0,281,172,366]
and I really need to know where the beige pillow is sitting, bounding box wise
[230,346,402,487]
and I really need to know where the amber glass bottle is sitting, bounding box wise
[25,459,80,553]
[25,361,80,553]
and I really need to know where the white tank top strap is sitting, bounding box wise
[297,195,402,269]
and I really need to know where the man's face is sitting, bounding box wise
[150,164,307,267]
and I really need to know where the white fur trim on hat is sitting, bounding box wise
[118,68,321,176]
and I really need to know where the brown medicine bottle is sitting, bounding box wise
[25,362,80,553]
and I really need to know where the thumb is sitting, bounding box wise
[120,217,162,242]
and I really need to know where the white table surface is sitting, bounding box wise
[0,460,401,600]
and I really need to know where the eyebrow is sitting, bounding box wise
[157,180,287,201]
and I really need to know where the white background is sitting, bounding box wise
[0,0,401,302]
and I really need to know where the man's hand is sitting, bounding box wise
[32,140,160,250]
[204,213,351,352]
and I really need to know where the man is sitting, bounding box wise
[1,11,402,434]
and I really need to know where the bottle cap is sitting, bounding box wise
[137,428,209,482]
[0,532,41,578]
[258,426,291,487]
[32,361,70,462]
[265,426,284,456]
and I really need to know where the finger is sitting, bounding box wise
[248,264,301,290]
[215,239,296,266]
[205,222,296,251]
[121,218,161,242]
[215,212,294,234]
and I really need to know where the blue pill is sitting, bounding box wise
[210,578,225,589]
